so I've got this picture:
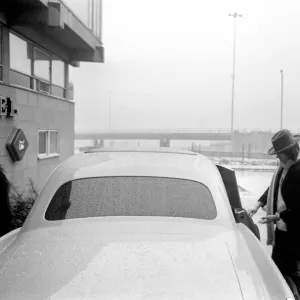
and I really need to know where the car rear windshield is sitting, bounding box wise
[45,177,217,221]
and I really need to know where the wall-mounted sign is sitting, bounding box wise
[0,97,18,117]
[6,128,29,162]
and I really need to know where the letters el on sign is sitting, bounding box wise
[0,96,18,117]
[0,97,7,116]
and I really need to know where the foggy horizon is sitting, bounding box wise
[65,0,300,133]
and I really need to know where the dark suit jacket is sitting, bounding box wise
[258,160,300,239]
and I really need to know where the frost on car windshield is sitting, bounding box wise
[45,177,217,221]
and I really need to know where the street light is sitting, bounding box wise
[280,70,283,130]
[229,12,242,133]
[108,91,113,147]
[108,91,112,131]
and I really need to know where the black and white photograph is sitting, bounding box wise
[0,0,300,299]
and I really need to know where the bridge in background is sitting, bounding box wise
[75,128,233,147]
[75,128,277,148]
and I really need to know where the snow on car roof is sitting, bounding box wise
[23,148,231,230]
[84,147,198,155]
[48,148,221,191]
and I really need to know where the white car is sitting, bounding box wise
[0,148,294,300]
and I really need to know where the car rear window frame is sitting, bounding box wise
[44,176,217,221]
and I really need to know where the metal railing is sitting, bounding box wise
[76,128,232,134]
[10,69,68,99]
[75,128,300,135]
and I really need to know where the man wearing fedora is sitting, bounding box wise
[248,129,300,299]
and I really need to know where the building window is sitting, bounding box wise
[51,55,66,98]
[0,26,3,82]
[34,48,51,94]
[9,31,67,99]
[50,131,58,153]
[9,32,33,88]
[52,56,65,86]
[38,130,60,159]
[34,48,50,81]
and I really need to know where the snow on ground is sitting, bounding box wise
[236,170,272,197]
[222,165,276,171]
[210,156,277,167]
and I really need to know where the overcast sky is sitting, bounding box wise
[65,0,300,132]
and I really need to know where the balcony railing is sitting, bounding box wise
[9,69,73,100]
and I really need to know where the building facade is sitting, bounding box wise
[0,0,104,192]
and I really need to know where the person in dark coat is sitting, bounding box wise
[0,165,13,237]
[248,129,300,299]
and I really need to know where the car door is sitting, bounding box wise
[216,164,260,240]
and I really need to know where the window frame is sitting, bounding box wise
[9,30,67,99]
[0,25,3,82]
[51,54,66,88]
[9,33,34,88]
[33,47,51,83]
[45,176,217,221]
[38,129,60,159]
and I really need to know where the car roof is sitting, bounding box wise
[84,147,198,155]
[22,148,233,231]
[49,147,221,188]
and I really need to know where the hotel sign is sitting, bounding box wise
[0,96,18,117]
[6,128,29,162]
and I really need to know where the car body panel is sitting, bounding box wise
[0,228,21,255]
[0,149,294,299]
[0,219,266,300]
[21,150,237,232]
[237,223,294,299]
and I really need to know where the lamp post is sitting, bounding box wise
[280,70,283,130]
[108,91,113,147]
[229,12,242,133]
[108,91,112,131]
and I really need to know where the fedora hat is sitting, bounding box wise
[268,129,300,155]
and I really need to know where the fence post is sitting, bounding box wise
[198,144,201,153]
[242,143,245,165]
[248,143,251,159]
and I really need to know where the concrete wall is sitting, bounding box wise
[0,83,74,192]
[231,131,274,153]
[203,132,274,153]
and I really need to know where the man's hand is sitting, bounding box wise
[258,214,280,224]
[248,202,263,217]
[248,206,259,217]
